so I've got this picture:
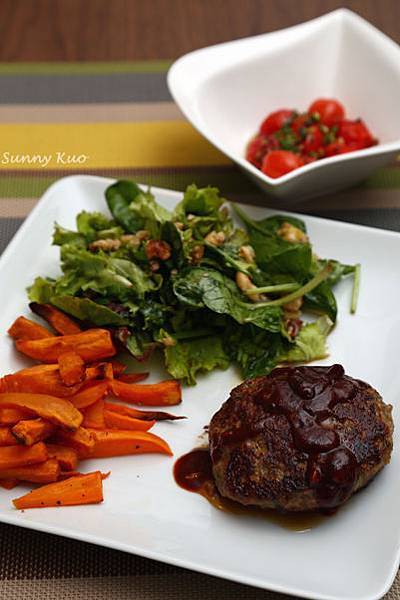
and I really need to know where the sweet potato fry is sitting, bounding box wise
[0,458,60,483]
[0,427,19,446]
[69,381,109,410]
[0,393,82,431]
[88,429,172,457]
[0,364,83,397]
[86,361,127,380]
[15,329,116,364]
[0,442,48,469]
[0,407,34,425]
[29,302,82,335]
[0,478,19,489]
[13,471,104,509]
[109,379,181,406]
[54,427,95,458]
[103,363,114,380]
[104,401,185,422]
[103,410,155,432]
[117,372,149,384]
[8,316,54,341]
[82,399,105,429]
[109,361,127,377]
[46,444,78,471]
[58,351,85,387]
[58,470,110,481]
[12,418,55,446]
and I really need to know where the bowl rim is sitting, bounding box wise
[167,8,400,186]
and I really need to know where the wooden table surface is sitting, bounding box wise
[0,0,398,61]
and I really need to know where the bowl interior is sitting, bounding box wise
[194,12,400,160]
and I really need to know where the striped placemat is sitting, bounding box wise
[0,61,399,600]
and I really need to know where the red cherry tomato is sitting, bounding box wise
[261,150,304,178]
[308,99,345,127]
[260,109,293,136]
[291,114,308,137]
[246,133,279,168]
[338,119,375,148]
[303,124,324,154]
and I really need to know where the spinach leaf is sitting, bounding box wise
[234,205,311,278]
[164,335,230,385]
[304,281,338,322]
[50,296,129,326]
[105,180,144,232]
[173,267,282,332]
[161,221,185,267]
[249,228,312,279]
[223,323,285,378]
[254,214,307,234]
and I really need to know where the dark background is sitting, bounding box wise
[0,0,398,61]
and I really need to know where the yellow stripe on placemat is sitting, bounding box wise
[0,122,230,170]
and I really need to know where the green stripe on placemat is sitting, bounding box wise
[0,61,171,75]
[0,166,399,200]
[0,167,258,198]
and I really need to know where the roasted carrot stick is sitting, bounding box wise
[29,302,82,335]
[109,379,181,406]
[69,381,109,410]
[54,427,95,458]
[0,393,82,431]
[0,407,33,426]
[87,429,172,457]
[13,471,104,509]
[15,329,116,363]
[0,427,19,446]
[12,418,55,446]
[82,399,105,429]
[0,478,19,489]
[0,364,83,397]
[8,316,54,341]
[46,444,78,471]
[0,458,60,483]
[104,401,185,422]
[58,351,85,387]
[0,442,48,469]
[103,410,155,432]
[117,373,149,384]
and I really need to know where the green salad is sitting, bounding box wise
[28,180,360,384]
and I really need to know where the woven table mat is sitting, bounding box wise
[0,61,399,600]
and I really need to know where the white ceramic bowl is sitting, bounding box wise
[168,9,400,203]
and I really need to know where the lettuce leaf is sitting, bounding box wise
[164,335,230,385]
[280,316,333,363]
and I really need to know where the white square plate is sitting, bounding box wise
[0,175,399,600]
[168,9,400,202]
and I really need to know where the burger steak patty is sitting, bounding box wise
[208,365,393,512]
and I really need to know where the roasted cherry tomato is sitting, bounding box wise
[303,124,324,154]
[338,119,375,148]
[261,150,304,178]
[260,109,293,136]
[308,99,345,127]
